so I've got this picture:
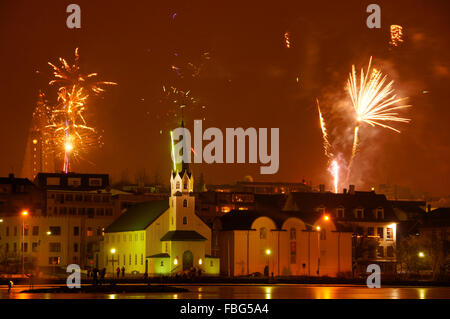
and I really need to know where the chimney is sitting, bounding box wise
[319,184,325,193]
[343,188,347,194]
[349,185,355,195]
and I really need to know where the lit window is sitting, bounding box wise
[386,228,393,240]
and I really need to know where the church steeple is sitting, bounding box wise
[180,120,190,175]
[170,119,193,196]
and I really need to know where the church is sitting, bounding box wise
[101,157,219,276]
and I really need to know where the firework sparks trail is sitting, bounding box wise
[389,25,404,47]
[329,160,339,194]
[346,56,411,179]
[317,99,333,160]
[317,99,341,193]
[48,48,117,94]
[284,31,291,48]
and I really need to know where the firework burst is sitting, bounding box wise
[48,48,117,94]
[347,57,411,176]
[46,85,100,172]
[45,48,116,172]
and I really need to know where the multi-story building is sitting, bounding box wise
[282,187,399,274]
[0,172,168,274]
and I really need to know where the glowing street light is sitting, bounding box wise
[21,210,28,275]
[0,218,3,223]
[174,257,178,265]
[418,252,425,258]
[316,226,321,231]
[265,249,271,256]
[46,231,52,235]
[323,215,330,221]
[110,248,117,279]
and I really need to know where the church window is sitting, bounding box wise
[160,260,164,267]
[176,181,180,189]
[184,181,187,189]
[135,254,137,265]
[183,216,187,225]
[183,199,187,208]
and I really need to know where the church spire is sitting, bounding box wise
[180,119,190,174]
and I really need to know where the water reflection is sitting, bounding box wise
[264,287,272,299]
[1,284,449,299]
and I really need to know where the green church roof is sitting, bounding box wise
[160,230,206,242]
[105,199,169,233]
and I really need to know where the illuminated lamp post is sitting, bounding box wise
[265,249,271,277]
[21,210,29,275]
[110,248,117,279]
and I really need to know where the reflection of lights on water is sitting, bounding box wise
[264,287,272,299]
[109,294,116,299]
[173,293,178,299]
[314,287,332,299]
[419,288,426,299]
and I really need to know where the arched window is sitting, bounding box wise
[184,181,188,189]
[259,227,267,239]
[183,199,187,207]
[183,216,187,225]
[176,181,180,189]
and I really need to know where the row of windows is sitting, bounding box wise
[3,242,78,253]
[316,207,385,219]
[105,232,144,243]
[2,226,102,237]
[48,207,113,216]
[50,193,109,203]
[106,253,144,266]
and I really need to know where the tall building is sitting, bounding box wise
[21,92,56,180]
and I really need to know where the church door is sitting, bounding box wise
[183,250,193,270]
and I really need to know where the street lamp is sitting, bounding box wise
[110,248,116,279]
[418,252,425,258]
[21,210,28,275]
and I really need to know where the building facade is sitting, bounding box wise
[102,165,219,276]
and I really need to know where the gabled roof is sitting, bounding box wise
[105,199,169,233]
[160,230,206,241]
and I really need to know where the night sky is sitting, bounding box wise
[0,0,449,196]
